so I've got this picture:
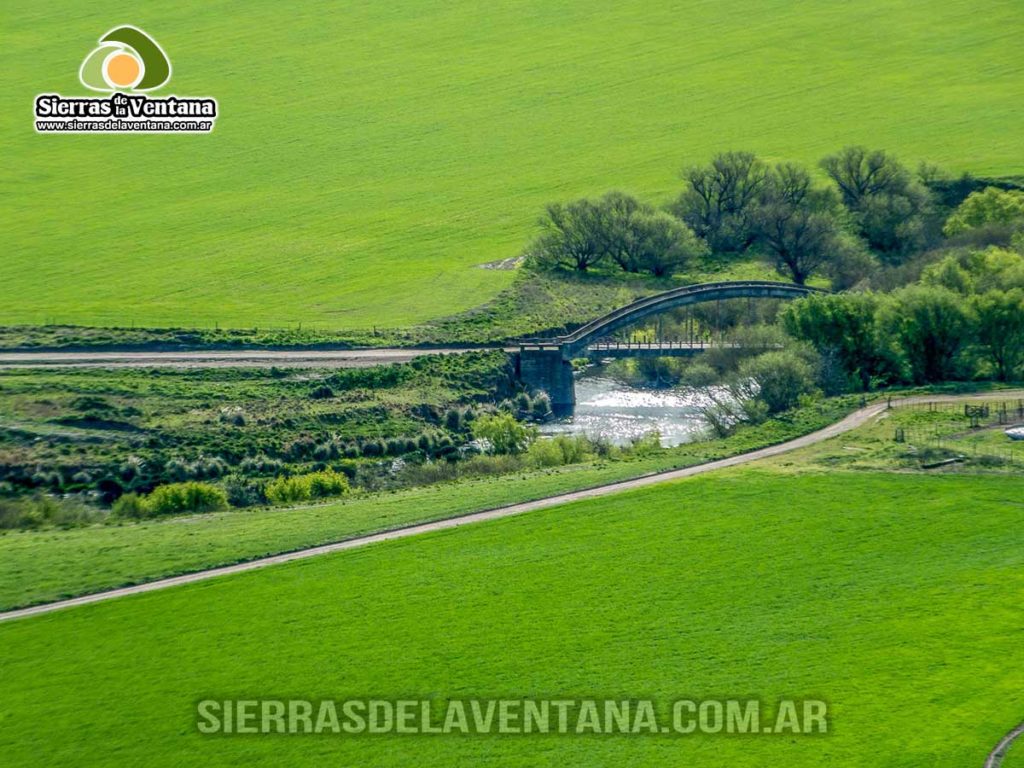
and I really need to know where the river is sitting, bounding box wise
[537,366,722,447]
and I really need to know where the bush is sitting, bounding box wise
[878,285,972,383]
[264,475,311,504]
[530,393,552,420]
[307,469,351,498]
[943,187,1024,237]
[224,477,265,508]
[471,413,537,455]
[627,431,663,457]
[145,482,229,517]
[0,494,106,530]
[679,362,719,388]
[111,492,148,519]
[265,470,350,505]
[739,350,817,414]
[526,435,595,468]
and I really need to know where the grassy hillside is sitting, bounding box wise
[2,471,1022,766]
[3,0,1022,329]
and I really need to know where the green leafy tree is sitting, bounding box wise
[594,191,647,271]
[820,146,931,260]
[922,247,1024,294]
[670,151,767,253]
[879,285,972,383]
[781,293,886,390]
[528,199,606,271]
[751,163,843,285]
[971,289,1024,381]
[471,413,537,455]
[738,349,817,414]
[632,210,708,277]
[944,187,1024,237]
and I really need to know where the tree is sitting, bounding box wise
[820,146,931,259]
[921,247,1024,294]
[971,289,1024,381]
[631,210,708,277]
[738,349,816,414]
[596,191,651,272]
[528,199,606,271]
[878,285,972,383]
[470,413,536,455]
[750,163,842,285]
[670,151,767,253]
[781,292,886,390]
[943,187,1024,237]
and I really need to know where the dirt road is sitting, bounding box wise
[0,347,516,369]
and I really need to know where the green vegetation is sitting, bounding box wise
[530,147,1024,290]
[114,482,227,518]
[0,395,862,609]
[264,470,350,505]
[944,187,1024,237]
[767,395,1024,474]
[781,246,1024,386]
[3,2,1024,331]
[527,192,708,276]
[0,352,514,510]
[1,470,1022,766]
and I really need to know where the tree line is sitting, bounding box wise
[526,146,1024,286]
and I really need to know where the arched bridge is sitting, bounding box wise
[518,280,824,409]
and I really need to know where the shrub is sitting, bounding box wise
[308,470,350,498]
[239,454,284,476]
[146,482,228,517]
[361,439,384,458]
[224,477,265,508]
[679,362,718,388]
[526,435,595,468]
[112,492,148,519]
[265,469,350,505]
[943,187,1024,237]
[0,495,106,530]
[471,413,537,455]
[444,408,464,431]
[878,285,972,383]
[264,475,311,504]
[628,431,663,457]
[530,393,552,420]
[739,350,817,414]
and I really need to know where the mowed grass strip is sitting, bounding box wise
[3,1,1023,328]
[1,470,1022,766]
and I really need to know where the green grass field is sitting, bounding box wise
[0,395,859,610]
[3,1,1022,329]
[2,470,1022,766]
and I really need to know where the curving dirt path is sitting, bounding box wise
[986,722,1024,768]
[1,390,1021,624]
[0,347,517,369]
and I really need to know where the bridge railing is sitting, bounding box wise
[559,281,820,344]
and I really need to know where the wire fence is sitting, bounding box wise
[887,398,1024,467]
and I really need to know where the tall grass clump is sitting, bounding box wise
[265,470,350,505]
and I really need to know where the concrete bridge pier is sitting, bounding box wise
[518,346,575,412]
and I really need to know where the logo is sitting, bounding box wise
[78,26,171,93]
[34,25,218,134]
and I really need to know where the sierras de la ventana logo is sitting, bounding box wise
[34,25,218,134]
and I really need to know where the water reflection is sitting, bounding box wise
[538,368,722,447]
